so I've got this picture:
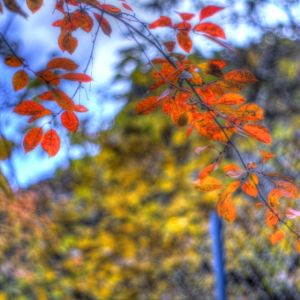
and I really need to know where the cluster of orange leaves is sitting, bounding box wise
[2,0,300,251]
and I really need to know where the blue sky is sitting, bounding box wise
[0,0,297,188]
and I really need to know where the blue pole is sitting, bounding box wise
[210,211,226,300]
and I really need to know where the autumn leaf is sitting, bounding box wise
[41,129,60,157]
[12,70,29,91]
[51,89,75,112]
[176,32,192,53]
[28,109,52,123]
[60,73,92,82]
[99,4,121,14]
[63,31,78,54]
[198,164,215,182]
[78,11,93,32]
[242,124,272,145]
[223,164,240,172]
[199,5,225,21]
[26,0,43,13]
[75,104,88,112]
[259,149,275,163]
[268,189,282,207]
[224,70,258,84]
[194,22,226,39]
[193,176,223,192]
[36,70,60,86]
[149,16,172,29]
[46,58,78,71]
[175,12,195,21]
[122,3,132,11]
[218,94,245,105]
[135,96,162,115]
[4,56,24,67]
[38,91,54,101]
[23,127,43,153]
[294,240,300,254]
[272,180,298,198]
[13,100,44,115]
[266,210,279,229]
[61,111,79,132]
[242,181,258,198]
[94,13,112,37]
[269,230,285,245]
[163,41,176,52]
[225,181,240,193]
[3,0,28,18]
[265,172,293,183]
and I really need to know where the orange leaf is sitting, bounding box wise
[199,5,225,21]
[28,109,52,123]
[220,198,236,223]
[193,176,223,192]
[249,172,259,185]
[269,230,284,245]
[99,4,121,14]
[136,96,162,115]
[63,32,78,54]
[13,100,44,115]
[266,209,279,229]
[294,240,300,254]
[247,162,257,169]
[208,59,226,69]
[94,14,112,37]
[12,70,29,91]
[61,111,79,132]
[38,91,54,101]
[198,62,223,77]
[23,127,43,154]
[198,163,215,182]
[149,16,172,29]
[78,11,93,33]
[42,129,60,157]
[4,56,24,67]
[194,22,225,39]
[255,202,263,207]
[268,189,282,207]
[259,150,275,163]
[74,105,88,113]
[176,32,192,53]
[218,94,245,105]
[36,70,60,86]
[234,104,264,122]
[242,181,258,198]
[26,0,43,13]
[51,89,75,112]
[225,180,240,193]
[223,164,239,172]
[163,41,176,52]
[272,180,298,198]
[224,70,258,84]
[175,12,195,21]
[122,3,132,11]
[242,124,272,145]
[46,58,78,71]
[266,172,293,183]
[60,73,92,82]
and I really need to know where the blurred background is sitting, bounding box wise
[1,0,300,299]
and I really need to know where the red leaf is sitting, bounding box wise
[200,6,225,21]
[12,70,29,91]
[136,96,162,115]
[99,4,121,14]
[174,21,192,33]
[176,32,192,53]
[51,89,75,112]
[47,58,78,71]
[272,180,298,198]
[23,127,43,154]
[61,111,79,132]
[36,70,60,86]
[122,3,132,11]
[38,91,54,101]
[60,73,92,82]
[149,16,172,29]
[13,100,44,115]
[78,11,93,33]
[94,14,112,37]
[74,105,88,113]
[63,32,78,55]
[163,41,176,52]
[194,22,226,39]
[42,129,60,157]
[175,12,195,21]
[28,109,52,123]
